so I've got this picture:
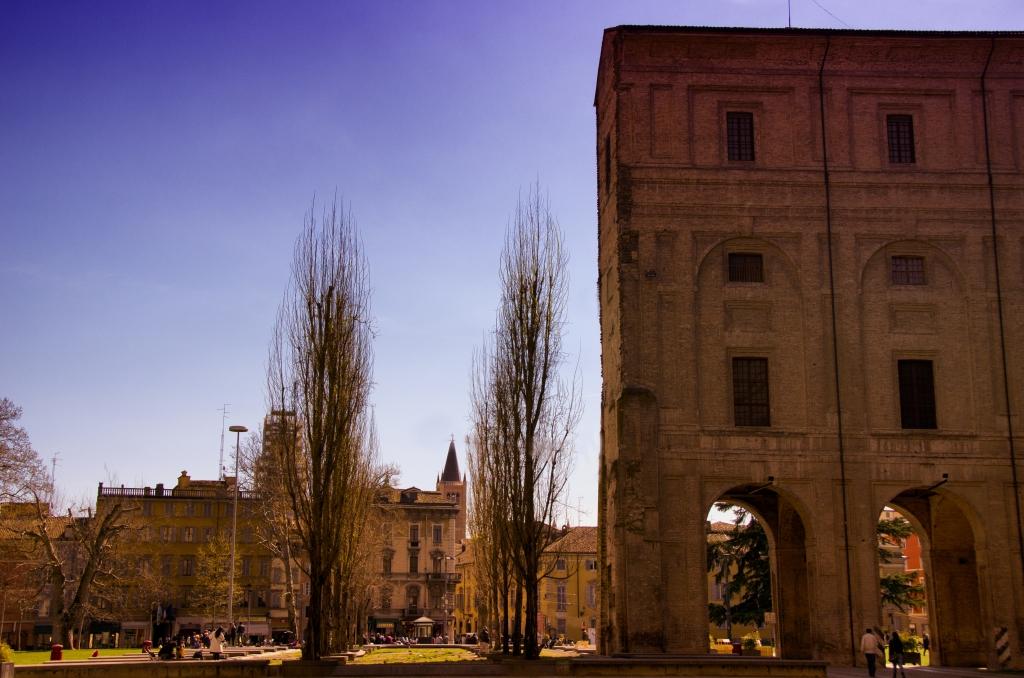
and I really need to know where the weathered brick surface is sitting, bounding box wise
[596,26,1024,668]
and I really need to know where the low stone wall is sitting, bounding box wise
[332,656,827,678]
[16,660,271,678]
[16,654,827,678]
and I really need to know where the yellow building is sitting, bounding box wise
[368,441,465,641]
[452,538,480,639]
[95,471,280,645]
[538,527,598,645]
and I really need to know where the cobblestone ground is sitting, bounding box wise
[828,665,1000,678]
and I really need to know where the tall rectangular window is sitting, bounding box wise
[887,114,916,164]
[891,256,925,285]
[432,524,442,544]
[409,523,419,545]
[898,360,937,429]
[408,552,419,574]
[728,253,764,283]
[733,357,770,427]
[726,112,755,161]
[556,584,568,612]
[382,553,392,576]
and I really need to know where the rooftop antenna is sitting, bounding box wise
[788,0,792,28]
[218,404,231,480]
[50,452,59,501]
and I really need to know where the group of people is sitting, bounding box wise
[154,623,252,661]
[860,628,931,677]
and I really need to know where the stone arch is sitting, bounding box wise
[878,487,988,667]
[705,482,814,660]
[695,237,808,430]
[857,239,974,432]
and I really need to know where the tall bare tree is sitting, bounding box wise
[239,430,300,637]
[0,398,47,502]
[468,186,580,659]
[267,197,380,659]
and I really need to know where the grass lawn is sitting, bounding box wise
[352,648,482,664]
[12,648,143,665]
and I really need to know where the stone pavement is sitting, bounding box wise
[827,666,1003,678]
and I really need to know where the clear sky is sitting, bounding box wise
[2,0,1021,522]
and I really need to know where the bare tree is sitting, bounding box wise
[468,186,580,659]
[239,429,300,637]
[21,494,136,648]
[0,398,47,502]
[267,197,380,659]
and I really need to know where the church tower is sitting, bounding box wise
[436,439,467,541]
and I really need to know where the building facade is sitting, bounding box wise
[597,27,1024,668]
[94,472,284,645]
[368,441,466,640]
[538,526,598,645]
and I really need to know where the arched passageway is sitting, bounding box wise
[886,489,986,667]
[708,485,813,660]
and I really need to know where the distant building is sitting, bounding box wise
[93,471,285,645]
[368,441,466,640]
[538,526,598,645]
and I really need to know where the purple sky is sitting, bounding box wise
[3,0,1021,523]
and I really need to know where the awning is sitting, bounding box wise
[241,622,270,636]
[412,616,433,625]
[89,621,122,634]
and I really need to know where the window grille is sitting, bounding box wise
[733,357,770,427]
[891,256,925,285]
[727,112,755,161]
[898,360,937,429]
[887,115,916,164]
[728,252,764,283]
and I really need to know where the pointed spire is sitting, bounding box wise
[441,439,461,482]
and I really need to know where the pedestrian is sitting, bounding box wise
[860,628,882,677]
[237,622,247,646]
[479,627,490,652]
[889,631,906,678]
[210,626,225,660]
[227,623,236,647]
[922,634,930,658]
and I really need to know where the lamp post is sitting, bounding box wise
[227,425,248,628]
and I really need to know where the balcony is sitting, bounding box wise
[426,572,461,582]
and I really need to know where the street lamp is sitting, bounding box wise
[227,424,248,629]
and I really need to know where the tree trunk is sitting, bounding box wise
[512,582,522,656]
[283,537,298,636]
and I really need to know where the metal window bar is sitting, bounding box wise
[887,115,916,164]
[898,360,937,429]
[891,256,925,285]
[733,357,770,427]
[728,253,764,282]
[727,112,755,161]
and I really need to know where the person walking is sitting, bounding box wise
[922,634,930,659]
[889,631,907,678]
[860,628,882,677]
[210,626,225,660]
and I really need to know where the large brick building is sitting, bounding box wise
[596,27,1024,668]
